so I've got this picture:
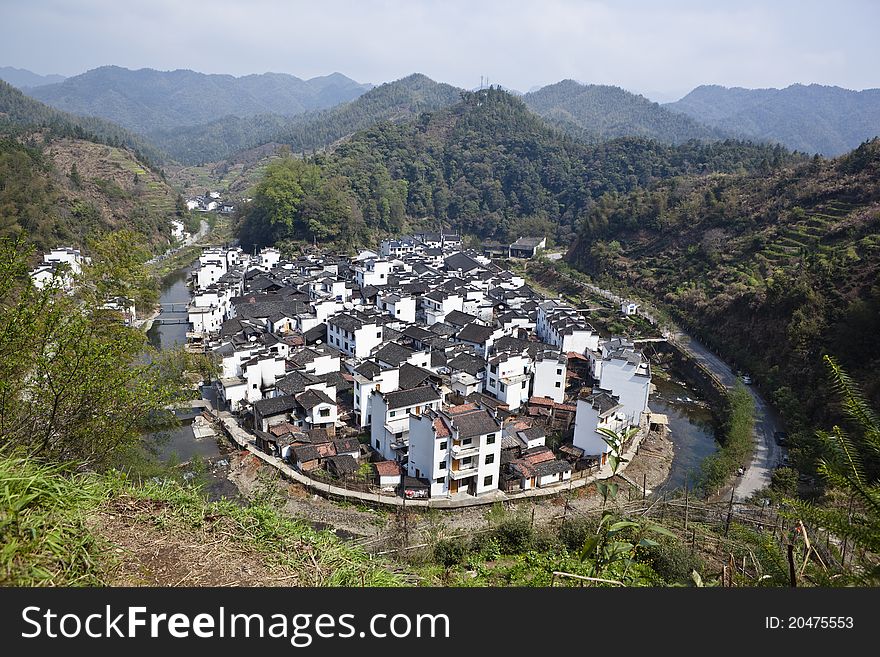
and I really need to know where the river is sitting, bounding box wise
[144,265,224,465]
[650,373,719,491]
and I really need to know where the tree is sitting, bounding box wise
[81,229,158,311]
[0,238,184,469]
[785,356,880,583]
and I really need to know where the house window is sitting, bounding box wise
[499,383,506,392]
[522,381,527,389]
[438,461,446,470]
[557,368,563,375]
[436,477,444,484]
[375,439,380,448]
[463,437,472,445]
[485,454,495,465]
[483,475,493,487]
[395,432,403,439]
[390,410,396,417]
[377,331,382,338]
[439,441,447,450]
[319,408,330,417]
[486,434,496,444]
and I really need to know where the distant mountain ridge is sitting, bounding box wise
[27,66,373,134]
[523,80,725,144]
[665,83,880,155]
[150,73,463,164]
[0,66,66,89]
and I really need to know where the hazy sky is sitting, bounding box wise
[2,0,877,101]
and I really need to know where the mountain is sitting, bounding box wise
[666,84,880,156]
[27,66,373,134]
[0,79,165,166]
[151,73,463,165]
[235,87,801,249]
[523,80,724,144]
[0,66,66,89]
[0,81,183,250]
[569,139,880,440]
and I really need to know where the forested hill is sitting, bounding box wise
[666,84,880,156]
[569,139,880,443]
[1,82,184,252]
[523,80,724,144]
[235,87,801,250]
[0,80,165,166]
[27,66,372,134]
[151,73,463,165]
[0,66,66,89]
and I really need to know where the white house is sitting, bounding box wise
[621,301,640,316]
[590,339,651,428]
[536,301,600,354]
[326,313,383,358]
[572,390,628,459]
[369,386,443,462]
[532,349,567,403]
[353,258,393,288]
[352,363,400,428]
[422,289,463,325]
[484,351,532,411]
[376,290,416,324]
[407,405,502,497]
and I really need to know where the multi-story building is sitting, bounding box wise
[407,405,502,497]
[536,301,600,354]
[326,312,383,358]
[370,386,443,462]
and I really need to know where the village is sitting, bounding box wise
[181,232,667,505]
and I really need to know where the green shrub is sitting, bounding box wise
[433,538,468,568]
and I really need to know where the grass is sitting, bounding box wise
[0,452,402,587]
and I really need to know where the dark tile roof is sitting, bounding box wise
[253,395,297,417]
[325,454,359,476]
[373,342,415,367]
[332,437,361,454]
[456,322,493,344]
[296,389,335,409]
[446,351,486,376]
[443,252,483,272]
[444,309,479,328]
[451,409,500,438]
[381,385,441,410]
[354,360,382,379]
[398,363,435,390]
[276,371,322,395]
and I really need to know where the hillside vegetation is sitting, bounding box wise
[524,80,724,144]
[236,87,802,250]
[569,139,880,463]
[0,79,165,165]
[0,136,182,252]
[666,84,880,156]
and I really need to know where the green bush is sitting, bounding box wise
[492,517,534,554]
[433,538,468,568]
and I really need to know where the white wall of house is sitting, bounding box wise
[353,368,400,428]
[327,320,383,358]
[532,356,567,403]
[369,390,441,462]
[354,259,392,288]
[407,414,449,497]
[594,357,651,427]
[485,353,532,411]
[377,292,416,324]
[572,398,628,456]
